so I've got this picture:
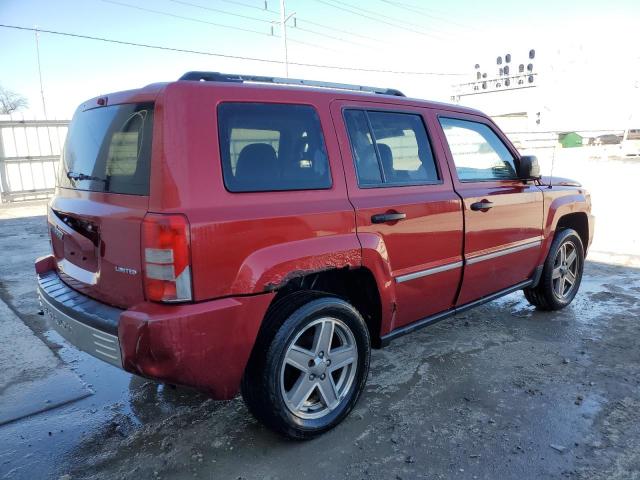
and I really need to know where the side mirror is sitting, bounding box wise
[516,155,541,180]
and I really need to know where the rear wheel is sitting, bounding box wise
[524,228,584,310]
[241,292,370,439]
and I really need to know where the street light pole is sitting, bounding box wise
[278,0,296,78]
[34,26,48,120]
[280,0,289,77]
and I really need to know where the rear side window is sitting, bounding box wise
[218,103,331,192]
[439,117,517,181]
[58,103,153,195]
[344,109,439,187]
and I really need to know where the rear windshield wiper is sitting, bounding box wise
[66,171,108,183]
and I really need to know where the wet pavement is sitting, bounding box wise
[0,205,639,480]
[0,295,90,426]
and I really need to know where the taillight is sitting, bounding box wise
[142,213,192,303]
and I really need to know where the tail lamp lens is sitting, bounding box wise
[142,213,192,302]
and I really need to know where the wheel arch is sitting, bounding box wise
[267,267,384,348]
[539,191,593,265]
[230,235,362,294]
[555,212,589,250]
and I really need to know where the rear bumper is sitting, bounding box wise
[36,255,275,399]
[118,293,274,399]
[38,269,123,367]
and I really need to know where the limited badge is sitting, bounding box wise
[115,266,138,275]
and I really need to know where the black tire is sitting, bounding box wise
[524,228,584,310]
[241,291,371,439]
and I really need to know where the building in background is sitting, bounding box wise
[450,46,639,140]
[451,48,545,133]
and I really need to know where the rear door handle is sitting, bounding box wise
[470,201,494,211]
[371,212,407,224]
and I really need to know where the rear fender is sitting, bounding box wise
[231,234,362,293]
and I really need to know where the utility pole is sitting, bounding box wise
[34,26,48,120]
[278,0,295,78]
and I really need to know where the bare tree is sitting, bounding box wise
[0,85,28,115]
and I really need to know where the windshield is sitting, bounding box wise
[58,103,154,195]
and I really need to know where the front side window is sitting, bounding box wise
[218,103,331,192]
[344,109,439,187]
[439,117,517,181]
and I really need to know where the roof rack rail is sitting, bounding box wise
[178,71,405,97]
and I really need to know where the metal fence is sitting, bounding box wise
[0,119,68,203]
[0,119,635,204]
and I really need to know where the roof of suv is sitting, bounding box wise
[83,72,484,117]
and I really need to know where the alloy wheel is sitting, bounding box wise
[552,240,579,299]
[280,317,358,420]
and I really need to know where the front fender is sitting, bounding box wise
[231,234,362,293]
[538,189,591,263]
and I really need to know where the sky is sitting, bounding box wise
[1,0,639,130]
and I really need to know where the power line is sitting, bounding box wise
[213,0,278,15]
[209,0,389,45]
[166,0,273,24]
[378,0,476,31]
[312,0,445,40]
[382,0,480,21]
[224,0,389,47]
[293,25,369,48]
[322,0,441,34]
[166,0,374,49]
[284,34,338,53]
[296,17,384,44]
[101,0,272,36]
[100,0,332,52]
[0,24,466,76]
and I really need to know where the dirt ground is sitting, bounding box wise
[1,204,639,480]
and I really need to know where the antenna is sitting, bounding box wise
[549,139,557,189]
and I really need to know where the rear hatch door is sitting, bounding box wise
[49,102,154,309]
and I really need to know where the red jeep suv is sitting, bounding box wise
[36,71,594,438]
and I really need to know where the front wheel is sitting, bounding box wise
[524,228,585,310]
[241,293,371,439]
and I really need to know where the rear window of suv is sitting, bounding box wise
[58,103,153,195]
[218,103,331,192]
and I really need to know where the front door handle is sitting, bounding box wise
[470,200,494,211]
[371,212,407,224]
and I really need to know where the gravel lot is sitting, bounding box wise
[0,190,639,479]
